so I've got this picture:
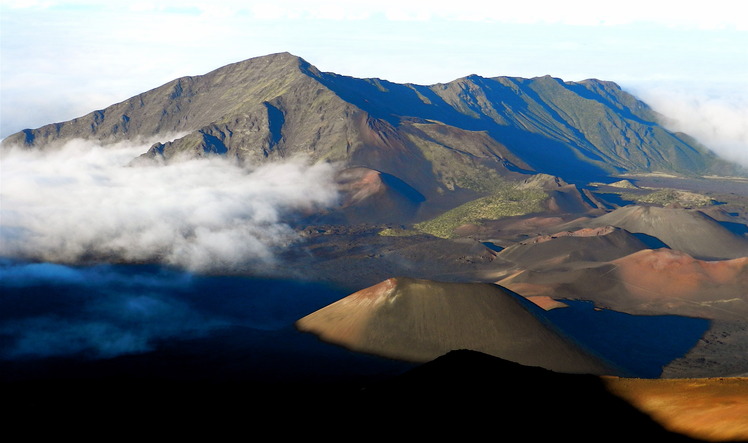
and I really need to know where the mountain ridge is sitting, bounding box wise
[3,52,745,217]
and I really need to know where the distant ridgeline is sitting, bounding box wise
[4,52,744,206]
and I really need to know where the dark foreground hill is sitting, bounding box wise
[3,349,714,442]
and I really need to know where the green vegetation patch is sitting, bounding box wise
[414,187,548,238]
[620,188,715,208]
[378,227,419,237]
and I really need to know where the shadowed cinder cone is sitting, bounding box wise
[295,277,624,375]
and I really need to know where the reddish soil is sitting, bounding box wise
[604,376,748,442]
[613,249,748,302]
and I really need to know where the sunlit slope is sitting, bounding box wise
[296,277,622,375]
[604,376,748,442]
[499,249,748,320]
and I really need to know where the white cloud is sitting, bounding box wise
[5,0,745,28]
[0,139,340,272]
[632,86,748,168]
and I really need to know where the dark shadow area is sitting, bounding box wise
[632,232,671,249]
[264,101,285,146]
[544,300,710,378]
[352,350,705,441]
[1,349,708,441]
[199,132,228,154]
[481,241,504,252]
[498,76,609,164]
[484,125,612,184]
[379,171,426,204]
[21,128,35,145]
[593,192,637,207]
[0,261,364,363]
[0,259,417,436]
[718,220,748,237]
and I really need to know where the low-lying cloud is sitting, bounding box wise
[0,139,340,272]
[631,86,748,169]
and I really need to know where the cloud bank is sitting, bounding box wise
[0,139,340,272]
[631,87,748,169]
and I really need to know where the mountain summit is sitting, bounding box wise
[3,52,743,211]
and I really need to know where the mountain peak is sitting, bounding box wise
[233,51,304,66]
[201,51,311,80]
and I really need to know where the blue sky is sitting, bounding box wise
[1,0,747,164]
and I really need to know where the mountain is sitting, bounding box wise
[3,52,744,223]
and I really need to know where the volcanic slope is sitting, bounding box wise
[438,173,614,241]
[492,205,748,319]
[295,277,625,376]
[4,52,744,223]
[498,248,748,320]
[493,225,652,272]
[558,205,748,260]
